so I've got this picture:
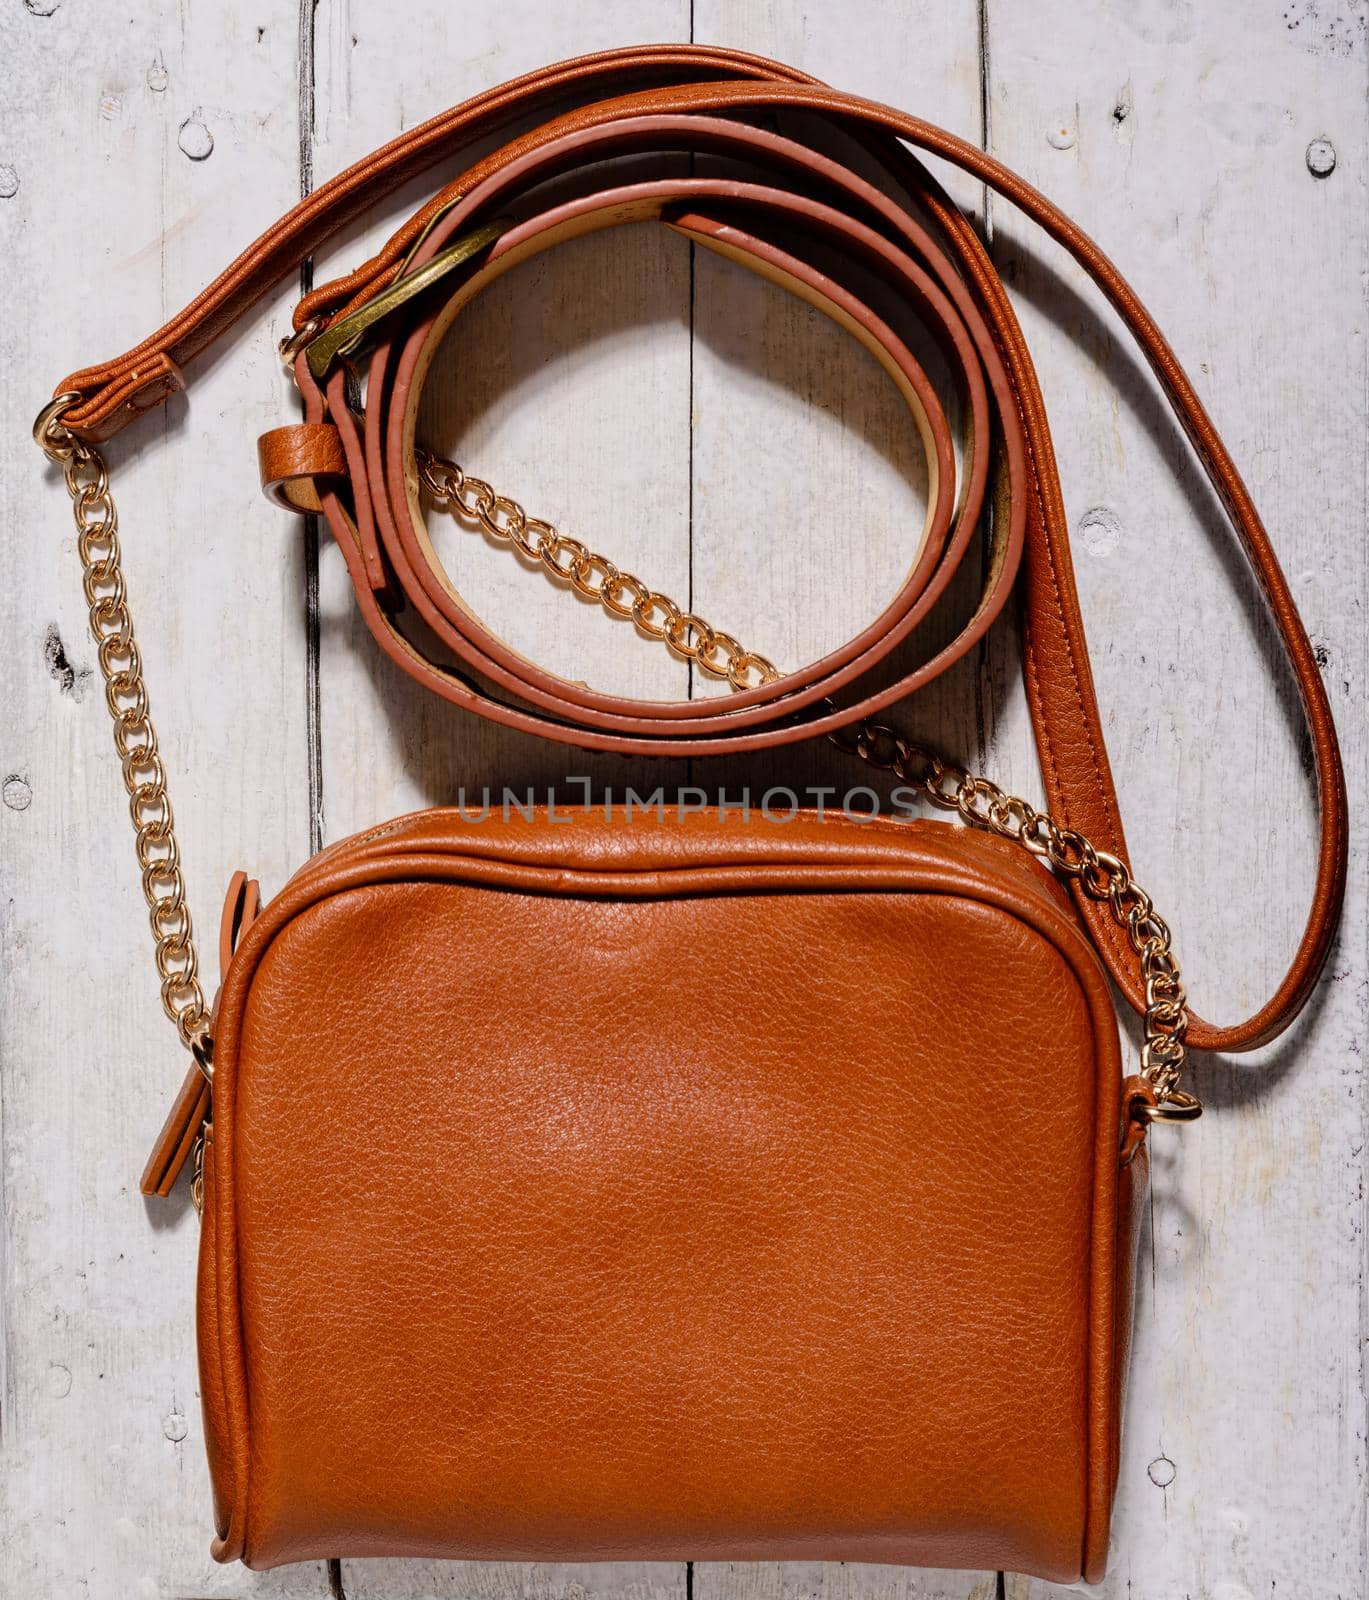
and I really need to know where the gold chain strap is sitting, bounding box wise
[27,398,1197,1120]
[840,724,1196,1116]
[34,396,211,1058]
[420,448,1199,1122]
[417,449,779,691]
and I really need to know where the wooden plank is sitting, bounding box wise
[0,2,324,1595]
[686,7,997,1599]
[309,1,696,848]
[689,3,1011,815]
[979,7,1368,1597]
[340,1564,680,1600]
[305,4,689,1596]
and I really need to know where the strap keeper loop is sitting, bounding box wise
[258,423,346,513]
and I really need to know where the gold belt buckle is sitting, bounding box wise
[302,215,509,381]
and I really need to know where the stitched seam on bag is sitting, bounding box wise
[224,1114,251,1564]
[942,181,1134,1001]
[1082,975,1109,1580]
[212,993,253,1562]
[197,1144,235,1547]
[936,199,1122,851]
[1009,371,1131,997]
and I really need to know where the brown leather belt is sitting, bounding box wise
[50,44,1347,1056]
[286,113,1026,755]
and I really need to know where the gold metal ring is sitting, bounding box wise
[191,1031,215,1086]
[279,316,326,377]
[33,390,82,460]
[1137,1089,1202,1123]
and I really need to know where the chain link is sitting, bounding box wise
[34,396,211,1054]
[417,448,779,691]
[834,720,1194,1113]
[417,446,1198,1121]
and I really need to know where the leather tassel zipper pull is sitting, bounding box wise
[139,871,259,1201]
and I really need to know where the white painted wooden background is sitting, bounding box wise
[2,2,1365,1597]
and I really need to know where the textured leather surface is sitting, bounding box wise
[53,45,1346,1056]
[257,423,346,512]
[201,806,1137,1582]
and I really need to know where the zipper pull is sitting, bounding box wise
[138,869,260,1201]
[140,1060,211,1199]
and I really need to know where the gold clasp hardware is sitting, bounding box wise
[191,1030,215,1086]
[190,1126,210,1217]
[300,216,510,382]
[33,390,82,461]
[279,316,325,374]
[1137,1089,1203,1124]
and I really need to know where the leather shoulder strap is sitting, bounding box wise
[48,44,1347,1055]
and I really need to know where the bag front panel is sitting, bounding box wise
[204,844,1126,1582]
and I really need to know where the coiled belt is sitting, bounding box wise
[52,44,1347,1055]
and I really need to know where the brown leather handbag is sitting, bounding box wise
[34,45,1346,1587]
